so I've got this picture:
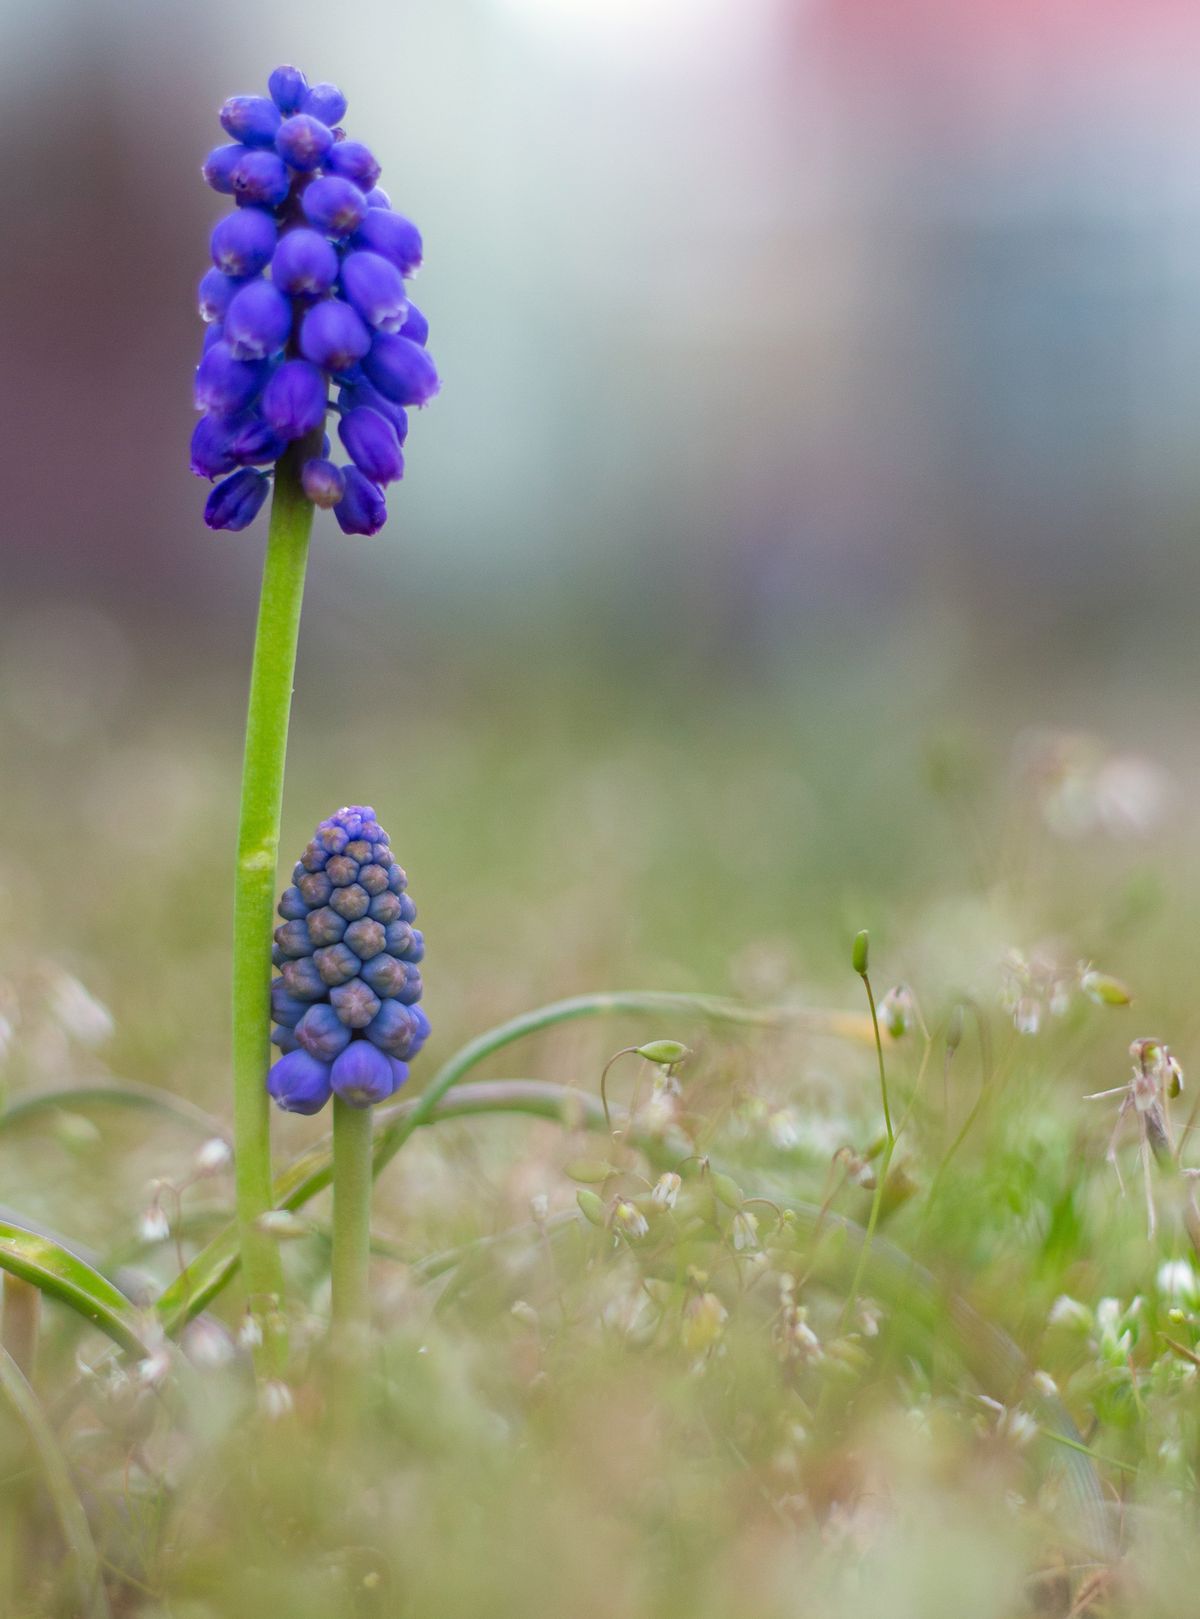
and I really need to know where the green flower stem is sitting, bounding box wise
[330,1100,374,1358]
[231,445,316,1371]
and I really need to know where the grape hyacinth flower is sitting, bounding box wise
[267,805,429,1115]
[193,65,439,535]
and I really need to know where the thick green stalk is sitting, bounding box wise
[330,1100,374,1349]
[231,446,315,1368]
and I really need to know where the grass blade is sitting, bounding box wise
[0,1343,111,1618]
[0,1223,151,1358]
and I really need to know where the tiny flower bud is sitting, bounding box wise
[731,1209,759,1252]
[851,930,870,975]
[576,1189,605,1225]
[529,1193,550,1223]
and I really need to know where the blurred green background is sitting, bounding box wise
[3,0,1200,1122]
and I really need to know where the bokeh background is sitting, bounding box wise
[4,0,1200,1138]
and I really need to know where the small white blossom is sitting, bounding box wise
[138,1206,170,1245]
[611,1199,649,1241]
[259,1380,294,1420]
[47,971,114,1046]
[529,1193,549,1223]
[194,1137,233,1176]
[651,1172,681,1210]
[731,1210,759,1252]
[1157,1260,1199,1305]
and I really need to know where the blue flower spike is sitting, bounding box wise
[266,807,428,1115]
[193,68,438,534]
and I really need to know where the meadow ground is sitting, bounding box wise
[3,633,1199,1618]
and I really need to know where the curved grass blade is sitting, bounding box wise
[0,1080,222,1140]
[156,990,868,1330]
[0,1223,151,1358]
[0,1343,111,1617]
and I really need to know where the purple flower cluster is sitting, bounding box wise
[192,67,439,536]
[267,806,429,1114]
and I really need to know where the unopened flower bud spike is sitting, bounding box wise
[264,807,429,1398]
